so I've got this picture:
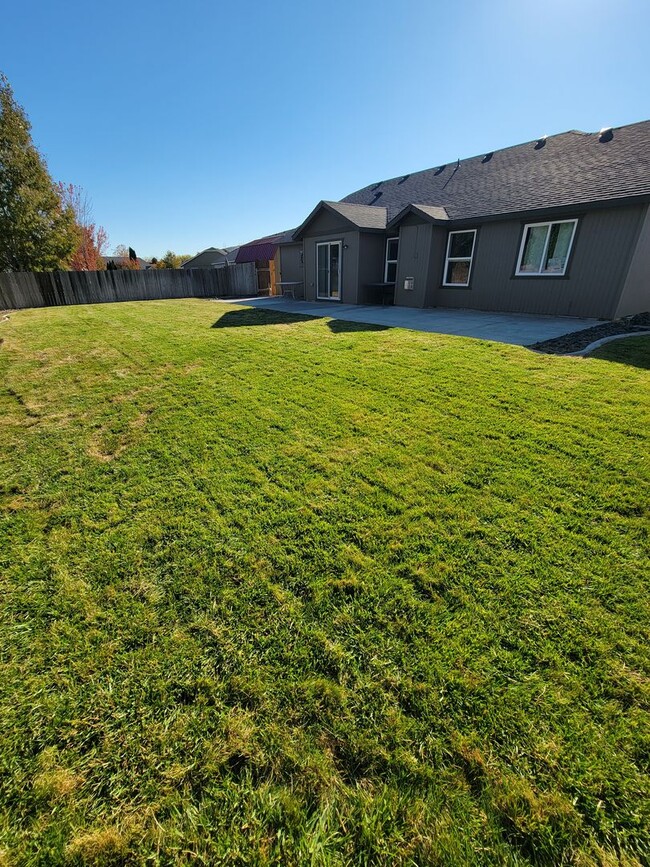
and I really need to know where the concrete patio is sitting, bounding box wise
[220,297,602,346]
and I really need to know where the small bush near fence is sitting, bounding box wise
[0,264,258,310]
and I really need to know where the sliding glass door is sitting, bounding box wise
[316,241,341,300]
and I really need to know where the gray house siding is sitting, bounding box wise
[302,209,352,236]
[615,205,650,318]
[303,230,360,303]
[430,205,646,318]
[301,209,368,304]
[394,218,434,308]
[424,227,448,308]
[279,243,303,284]
[358,233,387,303]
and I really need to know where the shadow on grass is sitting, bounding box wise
[326,319,389,333]
[212,309,317,329]
[212,308,390,334]
[587,337,650,370]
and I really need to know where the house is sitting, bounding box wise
[292,121,650,319]
[181,247,240,269]
[235,229,303,295]
[103,255,152,270]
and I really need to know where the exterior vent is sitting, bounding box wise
[599,127,614,142]
[534,136,547,150]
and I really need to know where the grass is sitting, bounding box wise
[0,299,648,866]
[587,335,650,369]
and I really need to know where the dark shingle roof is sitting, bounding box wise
[393,204,450,224]
[321,201,388,229]
[342,121,650,223]
[293,201,388,238]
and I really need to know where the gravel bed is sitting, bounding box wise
[528,311,650,354]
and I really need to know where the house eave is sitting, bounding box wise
[388,194,650,231]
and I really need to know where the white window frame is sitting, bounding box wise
[515,219,578,277]
[316,240,342,301]
[384,236,399,283]
[442,229,477,287]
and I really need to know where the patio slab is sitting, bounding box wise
[219,297,602,346]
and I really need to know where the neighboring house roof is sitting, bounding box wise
[181,247,228,269]
[293,200,388,238]
[342,121,650,223]
[235,229,297,264]
[103,256,150,269]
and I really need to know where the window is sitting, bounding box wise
[515,219,577,276]
[384,237,399,282]
[443,230,477,286]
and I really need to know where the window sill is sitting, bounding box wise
[513,273,569,278]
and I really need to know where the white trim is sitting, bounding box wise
[442,229,477,287]
[515,219,578,277]
[384,236,399,283]
[316,240,342,301]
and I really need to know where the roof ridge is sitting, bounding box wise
[352,120,650,192]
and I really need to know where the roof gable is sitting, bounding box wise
[293,200,387,238]
[387,203,450,229]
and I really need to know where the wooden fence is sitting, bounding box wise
[0,263,258,310]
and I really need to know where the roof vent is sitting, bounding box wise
[371,182,382,190]
[434,164,446,176]
[599,127,613,143]
[370,191,383,203]
[534,135,547,150]
[482,152,494,163]
[398,174,410,184]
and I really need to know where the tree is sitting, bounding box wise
[154,251,192,269]
[56,182,108,271]
[0,72,79,271]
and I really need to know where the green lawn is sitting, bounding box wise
[587,334,650,369]
[0,300,648,866]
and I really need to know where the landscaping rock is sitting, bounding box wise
[528,311,650,354]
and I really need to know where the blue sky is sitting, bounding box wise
[2,0,649,257]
